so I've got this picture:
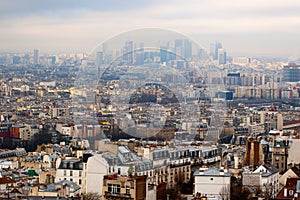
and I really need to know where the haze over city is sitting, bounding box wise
[1,0,300,58]
[2,1,300,200]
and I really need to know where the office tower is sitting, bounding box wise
[175,39,184,59]
[283,63,300,82]
[183,39,192,60]
[24,54,30,65]
[96,51,103,66]
[174,39,192,60]
[123,41,134,64]
[33,49,39,64]
[160,46,168,63]
[51,56,56,65]
[210,42,223,60]
[215,42,222,60]
[198,48,208,60]
[134,42,144,65]
[218,48,227,64]
[175,39,183,49]
[135,52,145,65]
[12,56,20,64]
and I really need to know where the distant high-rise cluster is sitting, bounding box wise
[210,41,227,64]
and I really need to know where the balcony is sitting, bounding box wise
[169,162,191,168]
[104,191,133,200]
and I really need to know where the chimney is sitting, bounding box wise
[220,169,224,175]
[199,169,204,175]
[284,188,287,197]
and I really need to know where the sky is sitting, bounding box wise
[1,0,300,58]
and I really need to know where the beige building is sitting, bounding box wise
[102,174,147,200]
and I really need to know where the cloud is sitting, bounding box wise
[0,0,300,56]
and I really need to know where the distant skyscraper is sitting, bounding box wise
[210,42,222,60]
[96,51,103,66]
[175,39,183,60]
[215,42,222,60]
[123,41,134,64]
[33,49,39,65]
[174,39,192,60]
[183,39,192,60]
[218,48,227,64]
[13,56,20,64]
[51,56,56,65]
[283,64,300,82]
[160,46,168,63]
[135,52,145,65]
[198,48,208,60]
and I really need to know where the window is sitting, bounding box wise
[70,171,73,176]
[118,168,121,175]
[210,178,214,181]
[79,171,82,177]
[70,178,73,182]
[108,184,120,194]
[79,179,82,185]
[63,170,66,176]
[126,186,130,195]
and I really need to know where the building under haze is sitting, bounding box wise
[33,49,39,65]
[218,48,227,64]
[96,51,103,66]
[283,64,300,82]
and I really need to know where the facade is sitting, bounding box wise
[271,138,290,174]
[168,148,191,188]
[248,110,283,133]
[194,167,231,200]
[276,177,300,199]
[55,158,86,194]
[243,164,279,198]
[283,64,300,82]
[218,48,227,65]
[102,174,147,200]
[279,167,300,188]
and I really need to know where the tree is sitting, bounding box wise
[25,129,52,152]
[230,176,250,200]
[83,192,101,200]
[261,182,274,200]
[219,185,230,200]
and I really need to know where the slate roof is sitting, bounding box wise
[193,168,231,177]
[39,179,80,193]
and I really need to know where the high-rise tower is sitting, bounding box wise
[33,49,39,65]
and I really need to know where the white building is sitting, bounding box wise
[55,158,86,194]
[243,164,279,198]
[193,167,231,200]
[86,153,110,195]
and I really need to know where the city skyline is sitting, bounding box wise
[1,0,300,58]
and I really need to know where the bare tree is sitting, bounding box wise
[219,185,230,200]
[83,192,101,200]
[261,182,274,200]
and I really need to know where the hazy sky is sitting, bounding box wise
[1,0,300,57]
